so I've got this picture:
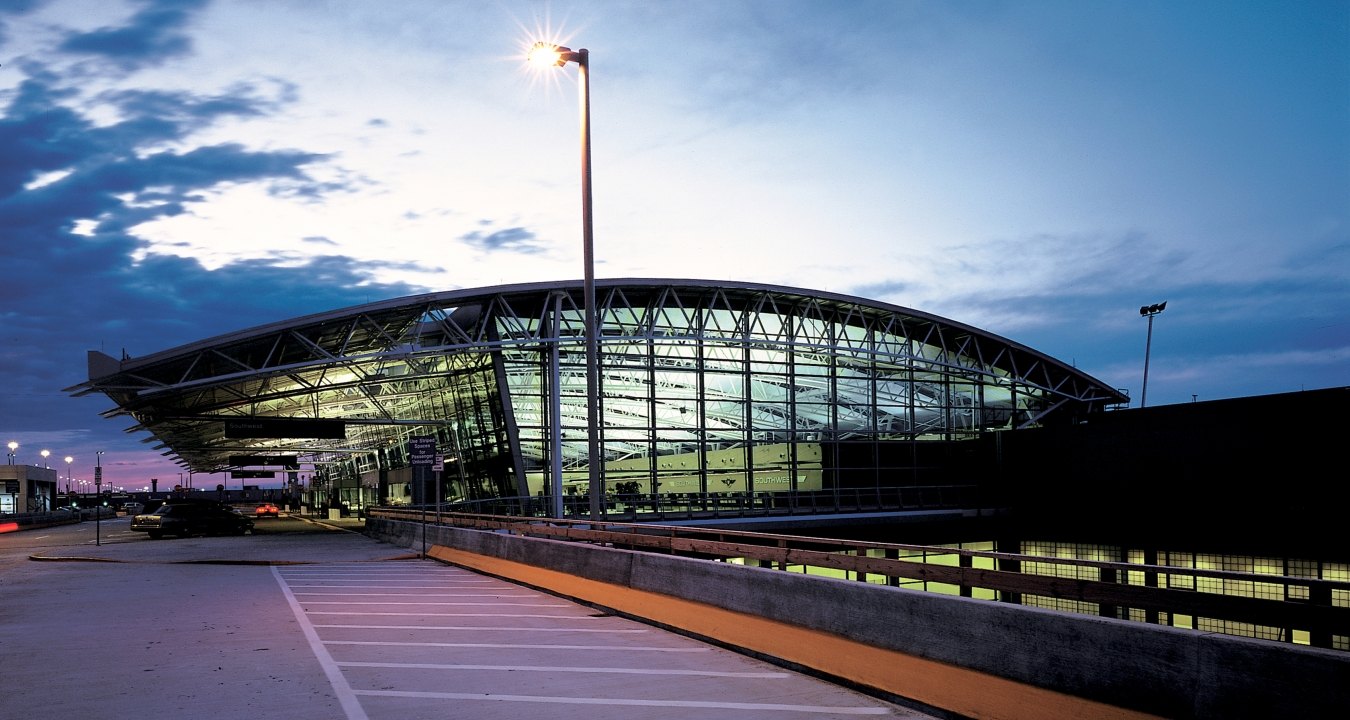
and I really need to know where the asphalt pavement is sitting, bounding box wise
[0,514,934,720]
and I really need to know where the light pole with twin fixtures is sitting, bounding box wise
[1139,301,1167,408]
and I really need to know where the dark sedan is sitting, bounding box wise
[130,500,254,539]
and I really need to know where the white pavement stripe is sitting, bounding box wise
[279,567,480,572]
[302,601,568,607]
[280,573,476,575]
[271,567,370,720]
[279,578,494,583]
[307,612,603,618]
[325,640,709,652]
[276,570,483,575]
[337,661,788,678]
[350,690,890,714]
[291,592,538,597]
[282,579,488,584]
[315,624,644,633]
[279,575,490,580]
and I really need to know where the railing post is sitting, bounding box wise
[1144,548,1160,625]
[1309,579,1333,649]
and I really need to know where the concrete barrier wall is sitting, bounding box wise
[367,518,1349,719]
[3,511,82,530]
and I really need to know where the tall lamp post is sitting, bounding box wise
[528,41,600,521]
[6,441,15,465]
[40,449,50,468]
[64,456,73,494]
[1139,301,1167,408]
[95,450,104,546]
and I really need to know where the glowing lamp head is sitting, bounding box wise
[528,42,569,68]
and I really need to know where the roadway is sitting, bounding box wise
[0,514,936,720]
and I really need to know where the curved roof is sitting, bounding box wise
[69,279,1126,472]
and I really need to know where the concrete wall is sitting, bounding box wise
[1000,387,1350,556]
[367,518,1349,720]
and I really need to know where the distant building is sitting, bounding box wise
[0,464,56,513]
[69,279,1125,513]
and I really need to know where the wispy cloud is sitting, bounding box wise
[56,0,206,72]
[461,225,544,254]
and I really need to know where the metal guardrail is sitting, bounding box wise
[369,508,1350,651]
[397,484,983,521]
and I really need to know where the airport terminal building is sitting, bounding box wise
[70,279,1127,514]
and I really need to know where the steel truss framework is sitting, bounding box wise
[68,279,1126,501]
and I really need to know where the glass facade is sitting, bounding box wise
[70,280,1125,513]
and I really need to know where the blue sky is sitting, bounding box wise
[1,0,1346,489]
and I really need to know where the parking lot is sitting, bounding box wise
[0,515,928,720]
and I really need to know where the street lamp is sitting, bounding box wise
[40,449,50,468]
[64,456,73,494]
[528,40,600,521]
[6,441,15,465]
[1139,301,1167,408]
[95,450,104,546]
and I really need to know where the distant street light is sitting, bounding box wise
[40,449,49,468]
[65,456,73,494]
[6,441,15,465]
[1139,301,1167,408]
[528,40,600,521]
[95,450,105,546]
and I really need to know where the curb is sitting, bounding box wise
[29,554,125,563]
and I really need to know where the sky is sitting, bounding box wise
[1,0,1346,491]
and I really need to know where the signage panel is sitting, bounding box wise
[228,454,301,469]
[231,470,276,479]
[224,418,346,439]
[408,436,437,466]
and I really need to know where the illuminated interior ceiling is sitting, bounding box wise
[67,279,1127,473]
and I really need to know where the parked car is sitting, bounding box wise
[130,500,254,539]
[254,502,279,517]
[121,501,145,516]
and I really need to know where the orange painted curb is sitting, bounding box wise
[427,545,1161,720]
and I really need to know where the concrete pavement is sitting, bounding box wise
[2,515,935,720]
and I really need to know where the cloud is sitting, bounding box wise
[461,225,544,254]
[0,8,419,462]
[56,0,207,72]
[0,0,44,47]
[846,280,911,304]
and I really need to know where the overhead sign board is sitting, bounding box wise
[231,470,276,479]
[224,418,345,439]
[408,436,437,466]
[228,455,300,469]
